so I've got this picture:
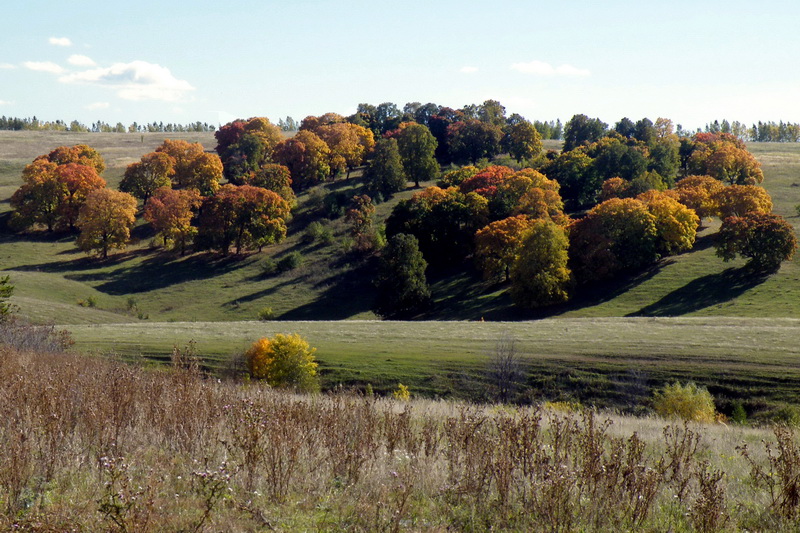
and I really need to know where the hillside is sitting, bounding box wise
[1,133,800,325]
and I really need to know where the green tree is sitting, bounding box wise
[562,114,608,151]
[509,219,572,308]
[0,275,15,321]
[245,333,320,392]
[446,120,503,164]
[363,138,407,200]
[397,123,440,187]
[120,152,174,204]
[374,234,431,318]
[715,212,797,272]
[501,120,543,163]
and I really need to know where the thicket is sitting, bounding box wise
[3,345,800,530]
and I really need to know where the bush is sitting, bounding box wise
[277,252,302,272]
[652,381,716,423]
[245,333,320,392]
[257,307,275,321]
[261,257,277,276]
[393,383,410,401]
[302,221,333,245]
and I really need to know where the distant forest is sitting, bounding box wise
[3,109,800,143]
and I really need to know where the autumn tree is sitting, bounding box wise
[509,219,573,308]
[363,138,407,200]
[438,165,479,188]
[491,168,562,221]
[458,165,514,198]
[215,117,283,182]
[474,215,535,281]
[314,122,374,178]
[120,151,174,204]
[244,163,295,204]
[76,189,138,259]
[687,133,764,185]
[637,190,699,255]
[569,198,658,283]
[245,333,320,392]
[397,123,440,187]
[713,185,773,218]
[715,212,797,272]
[674,175,725,220]
[373,233,431,318]
[156,140,223,195]
[143,187,202,254]
[502,120,543,163]
[541,148,598,209]
[273,130,331,189]
[10,158,106,232]
[36,144,105,174]
[196,184,290,254]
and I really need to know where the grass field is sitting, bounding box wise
[2,132,800,414]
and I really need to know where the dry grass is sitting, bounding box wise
[1,343,799,531]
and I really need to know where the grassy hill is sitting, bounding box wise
[2,131,800,414]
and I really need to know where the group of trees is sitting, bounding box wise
[0,115,215,133]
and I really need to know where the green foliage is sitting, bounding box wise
[0,275,15,320]
[277,251,303,273]
[730,401,747,425]
[302,221,333,244]
[374,234,430,319]
[257,307,275,321]
[245,333,320,392]
[509,220,573,308]
[652,381,716,423]
[562,114,608,152]
[397,123,440,187]
[363,138,407,200]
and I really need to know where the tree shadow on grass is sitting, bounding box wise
[14,248,151,272]
[629,266,767,317]
[70,252,260,295]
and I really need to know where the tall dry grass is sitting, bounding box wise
[0,340,798,531]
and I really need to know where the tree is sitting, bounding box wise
[37,144,105,174]
[120,152,174,204]
[245,333,320,392]
[715,212,797,272]
[345,194,376,251]
[244,163,295,204]
[491,168,562,221]
[143,187,202,254]
[196,184,290,254]
[273,130,331,189]
[713,185,773,218]
[76,189,138,259]
[562,114,608,151]
[474,215,535,281]
[458,165,514,198]
[314,122,374,178]
[446,120,503,164]
[687,134,764,185]
[373,234,431,318]
[397,123,439,187]
[363,138,407,200]
[156,140,222,195]
[509,219,572,308]
[636,190,699,256]
[215,117,283,182]
[541,148,598,209]
[486,332,524,403]
[501,120,543,163]
[675,175,725,220]
[438,165,479,188]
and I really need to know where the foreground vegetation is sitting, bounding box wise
[5,343,800,532]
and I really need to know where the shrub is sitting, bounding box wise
[277,252,302,272]
[261,257,277,276]
[302,221,326,244]
[257,307,275,321]
[652,381,716,423]
[245,333,320,392]
[392,383,410,401]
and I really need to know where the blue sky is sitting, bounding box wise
[3,0,800,130]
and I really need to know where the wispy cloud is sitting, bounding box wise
[0,63,16,70]
[68,54,96,67]
[86,101,110,110]
[59,60,195,102]
[511,60,590,77]
[0,100,11,105]
[460,66,479,74]
[48,37,72,47]
[23,61,65,74]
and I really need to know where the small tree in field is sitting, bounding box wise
[715,212,797,272]
[652,382,716,423]
[245,333,320,392]
[0,275,15,321]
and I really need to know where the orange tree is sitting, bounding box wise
[143,188,203,254]
[715,212,797,272]
[474,215,535,282]
[273,130,331,189]
[120,151,175,204]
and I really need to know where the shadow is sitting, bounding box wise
[88,252,261,295]
[630,266,768,317]
[15,248,152,273]
[691,231,716,251]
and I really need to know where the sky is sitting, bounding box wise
[3,0,800,131]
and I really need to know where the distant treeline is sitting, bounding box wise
[700,119,800,143]
[0,116,216,133]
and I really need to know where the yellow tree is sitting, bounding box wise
[637,190,699,255]
[509,219,572,308]
[245,333,320,392]
[674,175,725,220]
[76,189,138,258]
[474,215,535,281]
[713,185,773,218]
[155,139,222,195]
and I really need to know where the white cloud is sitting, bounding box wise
[86,101,110,110]
[49,37,72,47]
[68,54,96,67]
[59,60,195,102]
[460,66,479,74]
[23,61,65,74]
[0,100,11,105]
[511,60,590,77]
[0,63,16,69]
